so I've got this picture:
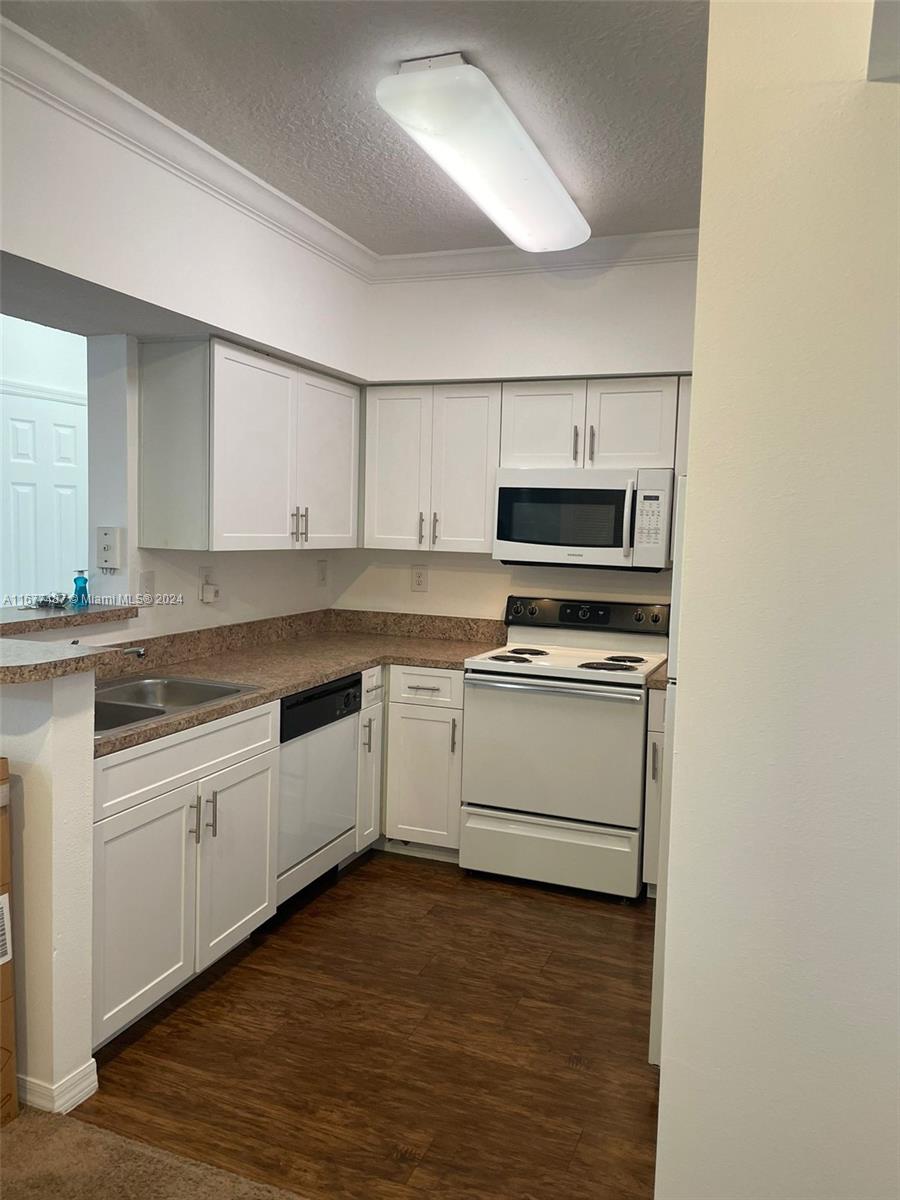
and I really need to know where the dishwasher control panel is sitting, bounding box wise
[280,673,361,742]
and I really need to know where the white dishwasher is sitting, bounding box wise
[277,673,361,904]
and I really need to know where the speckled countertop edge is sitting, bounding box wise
[647,661,669,691]
[0,639,124,684]
[0,604,138,637]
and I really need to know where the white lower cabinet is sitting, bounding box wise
[356,702,384,851]
[385,702,462,849]
[643,690,667,886]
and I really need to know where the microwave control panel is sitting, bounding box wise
[635,494,664,547]
[632,470,674,568]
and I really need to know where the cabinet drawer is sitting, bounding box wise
[648,690,667,733]
[389,665,464,708]
[361,666,385,708]
[94,701,279,821]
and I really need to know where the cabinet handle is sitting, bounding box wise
[364,717,374,752]
[572,425,580,462]
[418,511,425,544]
[291,506,300,543]
[431,511,439,545]
[365,683,383,693]
[409,684,440,692]
[623,478,635,557]
[589,425,596,463]
[205,790,218,837]
[302,506,310,543]
[651,740,659,781]
[190,794,201,844]
[450,716,458,754]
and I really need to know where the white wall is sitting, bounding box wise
[655,4,900,1199]
[0,314,87,392]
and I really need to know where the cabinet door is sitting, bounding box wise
[500,380,587,469]
[93,783,198,1046]
[385,703,462,849]
[210,340,298,550]
[585,377,677,469]
[431,383,501,553]
[364,385,433,549]
[357,702,384,851]
[197,749,278,971]
[297,370,359,549]
[642,732,664,886]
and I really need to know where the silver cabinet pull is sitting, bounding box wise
[302,506,310,543]
[623,478,635,557]
[291,506,301,543]
[409,684,440,692]
[572,425,580,462]
[651,740,659,781]
[365,683,383,693]
[465,675,643,703]
[589,425,596,463]
[205,790,218,838]
[190,794,201,844]
[450,716,458,753]
[364,717,374,752]
[418,511,425,544]
[431,511,439,545]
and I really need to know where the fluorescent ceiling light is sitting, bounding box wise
[376,55,591,254]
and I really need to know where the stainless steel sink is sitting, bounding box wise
[94,676,258,736]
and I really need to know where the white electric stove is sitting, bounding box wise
[459,596,669,898]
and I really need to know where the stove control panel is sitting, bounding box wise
[504,596,669,634]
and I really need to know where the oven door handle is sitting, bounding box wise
[464,675,643,703]
[623,478,635,558]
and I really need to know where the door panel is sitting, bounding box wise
[431,383,501,553]
[585,377,677,469]
[364,386,433,549]
[642,731,664,885]
[278,715,359,875]
[357,702,383,851]
[500,380,586,469]
[385,703,461,848]
[93,783,197,1046]
[197,749,278,970]
[210,341,297,550]
[297,371,359,549]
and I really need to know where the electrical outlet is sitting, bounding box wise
[411,565,429,593]
[138,571,155,602]
[199,566,220,604]
[316,559,328,587]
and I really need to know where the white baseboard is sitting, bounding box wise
[379,837,460,865]
[19,1058,98,1112]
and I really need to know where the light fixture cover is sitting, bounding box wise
[376,61,590,253]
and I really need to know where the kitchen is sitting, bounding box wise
[0,5,897,1200]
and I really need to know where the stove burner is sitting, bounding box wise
[605,655,646,664]
[491,654,531,662]
[579,661,637,672]
[508,648,549,656]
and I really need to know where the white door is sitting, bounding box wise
[197,748,278,970]
[385,703,462,848]
[92,782,198,1046]
[585,376,677,469]
[297,370,359,549]
[356,702,384,851]
[0,384,88,598]
[364,385,433,549]
[642,731,664,886]
[499,379,587,469]
[430,383,501,554]
[209,340,298,550]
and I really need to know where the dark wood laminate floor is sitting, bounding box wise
[75,852,659,1200]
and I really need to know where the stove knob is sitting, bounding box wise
[578,606,591,621]
[526,604,539,617]
[511,602,524,617]
[650,612,661,624]
[633,611,645,624]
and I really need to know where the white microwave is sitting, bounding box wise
[493,468,674,570]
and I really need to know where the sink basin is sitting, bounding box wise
[95,699,166,732]
[94,676,258,736]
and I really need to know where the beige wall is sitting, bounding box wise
[655,3,899,1198]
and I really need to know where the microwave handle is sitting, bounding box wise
[623,479,635,557]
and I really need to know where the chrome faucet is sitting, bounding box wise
[121,646,146,659]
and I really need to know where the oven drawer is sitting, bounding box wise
[460,806,641,898]
[389,665,464,708]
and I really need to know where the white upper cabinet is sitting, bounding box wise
[500,379,587,469]
[364,385,433,550]
[585,377,678,469]
[296,370,359,549]
[210,340,298,551]
[430,383,501,554]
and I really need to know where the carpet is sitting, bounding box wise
[0,1108,301,1200]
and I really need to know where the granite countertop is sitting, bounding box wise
[0,604,138,638]
[0,638,124,684]
[647,661,669,691]
[94,631,503,757]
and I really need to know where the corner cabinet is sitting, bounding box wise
[139,338,359,551]
[364,383,501,554]
[642,690,667,887]
[356,701,384,851]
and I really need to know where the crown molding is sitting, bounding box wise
[0,19,698,287]
[0,378,87,405]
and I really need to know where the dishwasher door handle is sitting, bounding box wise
[464,675,643,703]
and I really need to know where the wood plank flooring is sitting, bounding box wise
[74,852,659,1200]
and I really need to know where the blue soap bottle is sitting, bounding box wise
[73,570,89,608]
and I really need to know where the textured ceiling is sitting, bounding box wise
[2,0,708,256]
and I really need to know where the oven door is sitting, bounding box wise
[493,468,636,567]
[461,672,646,828]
